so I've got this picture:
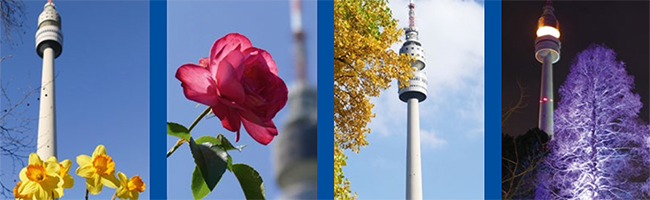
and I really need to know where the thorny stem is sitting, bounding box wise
[166,106,212,158]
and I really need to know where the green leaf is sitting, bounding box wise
[188,138,229,191]
[167,122,191,140]
[232,163,266,200]
[191,166,210,200]
[195,134,246,152]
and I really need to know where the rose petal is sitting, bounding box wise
[215,52,246,104]
[243,48,278,75]
[210,33,252,66]
[198,57,209,68]
[241,117,277,145]
[211,103,241,134]
[176,63,220,106]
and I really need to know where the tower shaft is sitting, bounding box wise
[539,54,554,138]
[406,98,422,200]
[37,47,57,158]
[35,1,62,158]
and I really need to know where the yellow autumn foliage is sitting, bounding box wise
[334,0,413,199]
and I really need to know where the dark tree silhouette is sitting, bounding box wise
[536,44,650,199]
[0,56,39,198]
[502,128,549,199]
[1,0,26,43]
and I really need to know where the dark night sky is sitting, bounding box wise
[502,0,650,135]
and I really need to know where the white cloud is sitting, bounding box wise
[368,0,484,141]
[421,129,448,148]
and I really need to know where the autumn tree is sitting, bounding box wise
[334,0,413,199]
[536,45,650,199]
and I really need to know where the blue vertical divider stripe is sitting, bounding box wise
[485,0,501,199]
[150,0,166,199]
[317,0,334,199]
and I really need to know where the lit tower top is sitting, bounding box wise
[534,0,560,138]
[35,0,63,159]
[36,0,63,58]
[535,0,560,63]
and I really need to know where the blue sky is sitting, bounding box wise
[166,0,317,199]
[344,0,485,199]
[0,1,150,199]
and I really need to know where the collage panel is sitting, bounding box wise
[502,1,650,199]
[165,0,318,199]
[334,0,485,199]
[0,0,150,199]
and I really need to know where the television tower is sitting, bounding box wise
[35,0,63,158]
[272,0,317,199]
[535,0,560,138]
[398,0,427,199]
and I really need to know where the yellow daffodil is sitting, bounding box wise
[16,153,63,200]
[76,145,120,195]
[13,181,32,200]
[115,172,145,200]
[46,156,74,189]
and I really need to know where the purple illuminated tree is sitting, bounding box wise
[535,44,650,199]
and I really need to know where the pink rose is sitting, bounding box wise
[176,33,288,145]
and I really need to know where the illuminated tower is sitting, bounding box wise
[535,0,560,138]
[272,0,317,199]
[398,0,427,199]
[35,0,63,158]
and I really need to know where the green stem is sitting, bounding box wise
[167,106,212,158]
[85,189,89,200]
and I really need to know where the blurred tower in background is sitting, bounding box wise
[272,0,317,199]
[35,0,63,159]
[398,0,427,199]
[535,0,561,139]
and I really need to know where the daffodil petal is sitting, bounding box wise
[33,184,49,200]
[93,145,107,157]
[77,155,92,166]
[86,174,103,195]
[45,156,58,163]
[18,168,28,182]
[53,186,64,199]
[40,174,62,191]
[60,159,72,171]
[101,174,120,189]
[62,174,74,188]
[45,160,61,175]
[28,153,42,165]
[76,163,95,178]
[116,185,129,199]
[18,181,38,196]
[131,190,140,200]
[118,172,128,183]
